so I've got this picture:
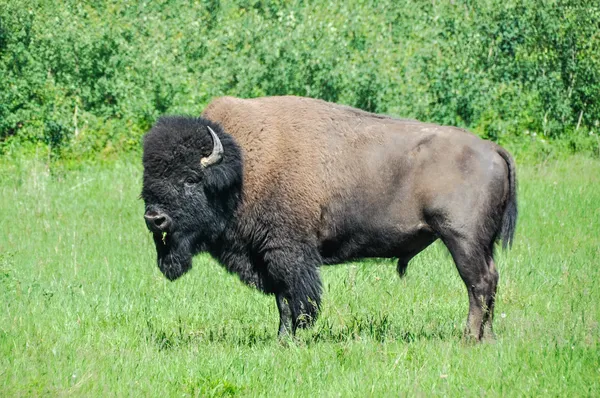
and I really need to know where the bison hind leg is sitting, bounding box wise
[396,253,418,278]
[396,233,437,278]
[396,257,410,278]
[441,234,499,342]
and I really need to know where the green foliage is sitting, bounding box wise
[1,0,599,157]
[1,153,599,395]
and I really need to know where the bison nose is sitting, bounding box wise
[144,211,172,233]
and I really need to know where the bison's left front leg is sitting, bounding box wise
[276,293,292,338]
[263,246,323,336]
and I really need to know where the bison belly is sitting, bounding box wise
[316,196,435,265]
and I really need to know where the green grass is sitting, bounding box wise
[1,153,599,396]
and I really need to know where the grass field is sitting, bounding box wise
[1,152,599,396]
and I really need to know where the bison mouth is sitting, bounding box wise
[152,232,194,281]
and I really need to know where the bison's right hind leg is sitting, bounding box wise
[396,234,437,278]
[442,235,498,342]
[396,249,424,278]
[396,254,415,278]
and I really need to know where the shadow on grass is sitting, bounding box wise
[304,314,462,345]
[145,317,274,350]
[144,313,462,350]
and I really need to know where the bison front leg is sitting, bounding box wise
[263,246,323,336]
[276,293,292,338]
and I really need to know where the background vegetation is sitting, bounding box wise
[1,0,599,159]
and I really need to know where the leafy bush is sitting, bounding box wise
[1,0,599,158]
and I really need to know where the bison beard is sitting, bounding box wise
[152,232,194,281]
[141,96,518,342]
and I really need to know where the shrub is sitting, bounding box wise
[1,0,598,158]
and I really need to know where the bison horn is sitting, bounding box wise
[201,126,224,167]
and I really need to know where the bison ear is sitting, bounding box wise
[201,126,224,168]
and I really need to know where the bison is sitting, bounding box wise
[141,96,517,341]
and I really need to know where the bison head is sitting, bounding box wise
[141,116,243,280]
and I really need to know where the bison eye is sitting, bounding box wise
[184,177,197,187]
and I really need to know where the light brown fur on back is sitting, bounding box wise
[202,96,493,236]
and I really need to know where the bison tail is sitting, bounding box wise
[496,146,518,250]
